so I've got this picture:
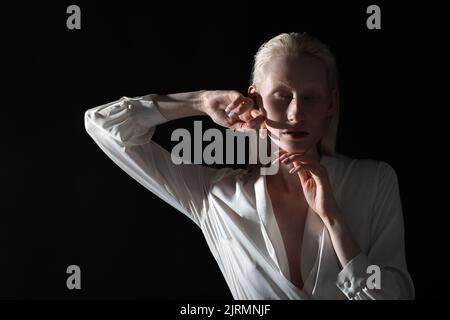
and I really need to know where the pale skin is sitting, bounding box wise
[152,54,360,290]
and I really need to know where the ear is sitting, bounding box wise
[248,85,267,131]
[248,85,257,97]
[326,89,339,116]
[248,85,262,109]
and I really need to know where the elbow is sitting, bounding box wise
[84,108,98,138]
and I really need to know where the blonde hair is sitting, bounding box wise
[251,32,340,156]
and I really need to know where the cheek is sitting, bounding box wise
[307,100,331,120]
[308,111,332,140]
[261,98,287,120]
[265,108,281,120]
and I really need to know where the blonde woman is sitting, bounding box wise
[84,32,414,299]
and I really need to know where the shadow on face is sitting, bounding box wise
[250,54,337,154]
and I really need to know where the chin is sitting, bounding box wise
[267,130,317,154]
[279,141,311,153]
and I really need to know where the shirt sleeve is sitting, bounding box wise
[335,162,415,299]
[84,94,220,227]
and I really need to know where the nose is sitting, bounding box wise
[287,99,304,124]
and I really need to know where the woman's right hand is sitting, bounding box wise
[198,90,265,132]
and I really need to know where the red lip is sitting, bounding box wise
[282,131,309,139]
[283,129,309,134]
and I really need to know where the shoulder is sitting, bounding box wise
[326,153,399,196]
[328,154,403,227]
[330,153,397,180]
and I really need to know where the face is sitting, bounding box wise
[250,54,337,155]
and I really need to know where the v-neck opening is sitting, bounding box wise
[263,174,309,292]
[255,154,332,295]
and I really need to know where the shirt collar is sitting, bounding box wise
[253,154,336,293]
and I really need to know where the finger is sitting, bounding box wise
[271,154,282,165]
[296,169,312,187]
[281,154,313,165]
[281,155,322,171]
[271,150,289,165]
[224,114,237,127]
[286,157,324,177]
[278,152,292,163]
[230,120,255,132]
[290,165,317,186]
[226,110,240,121]
[289,164,315,174]
[247,114,265,129]
[282,153,319,164]
[225,94,246,113]
[280,154,325,176]
[232,115,265,132]
[220,109,240,126]
[290,164,323,182]
[274,149,287,156]
[250,109,262,118]
[224,100,241,115]
[238,108,256,122]
[229,98,254,118]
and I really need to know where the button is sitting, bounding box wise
[344,280,352,289]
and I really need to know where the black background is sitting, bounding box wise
[0,0,445,301]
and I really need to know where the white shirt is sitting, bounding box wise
[84,94,415,300]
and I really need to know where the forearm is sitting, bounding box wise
[151,90,206,121]
[323,210,361,268]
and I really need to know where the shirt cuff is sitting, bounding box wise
[336,252,371,299]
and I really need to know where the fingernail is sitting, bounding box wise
[228,111,238,118]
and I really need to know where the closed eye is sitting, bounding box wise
[273,93,293,100]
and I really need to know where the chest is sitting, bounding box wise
[267,187,309,288]
[269,193,309,254]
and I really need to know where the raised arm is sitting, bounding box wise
[84,90,264,227]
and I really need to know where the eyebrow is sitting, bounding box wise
[271,80,292,89]
[271,80,324,91]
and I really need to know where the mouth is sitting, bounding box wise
[282,130,310,140]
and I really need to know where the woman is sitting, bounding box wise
[84,32,414,299]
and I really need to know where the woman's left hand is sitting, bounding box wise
[276,151,340,222]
